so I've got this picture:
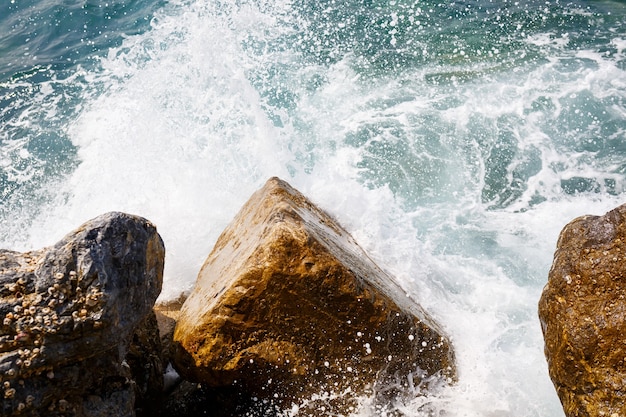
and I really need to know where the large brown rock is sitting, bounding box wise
[172,177,455,414]
[0,212,164,417]
[539,204,626,417]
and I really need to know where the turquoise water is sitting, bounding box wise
[1,0,625,415]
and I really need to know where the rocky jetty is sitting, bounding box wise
[539,204,626,417]
[172,177,456,415]
[0,212,164,417]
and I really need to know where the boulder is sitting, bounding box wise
[172,177,455,414]
[0,212,164,416]
[539,204,626,416]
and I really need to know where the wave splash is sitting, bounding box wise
[0,0,625,415]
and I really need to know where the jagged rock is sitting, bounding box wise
[539,204,626,417]
[0,212,164,417]
[172,177,455,415]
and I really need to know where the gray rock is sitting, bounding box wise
[127,311,165,417]
[0,212,164,416]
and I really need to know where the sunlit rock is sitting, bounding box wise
[172,177,456,414]
[0,212,164,417]
[539,204,626,417]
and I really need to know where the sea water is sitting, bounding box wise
[1,0,625,415]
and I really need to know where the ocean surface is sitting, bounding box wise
[1,0,625,415]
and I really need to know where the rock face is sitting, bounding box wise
[0,212,164,417]
[173,177,455,414]
[127,311,165,417]
[539,204,626,417]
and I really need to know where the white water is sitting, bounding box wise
[7,0,626,415]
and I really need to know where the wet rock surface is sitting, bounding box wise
[172,177,456,415]
[539,204,626,417]
[0,212,164,416]
[127,311,165,417]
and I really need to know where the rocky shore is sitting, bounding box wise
[0,178,455,416]
[7,176,622,416]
